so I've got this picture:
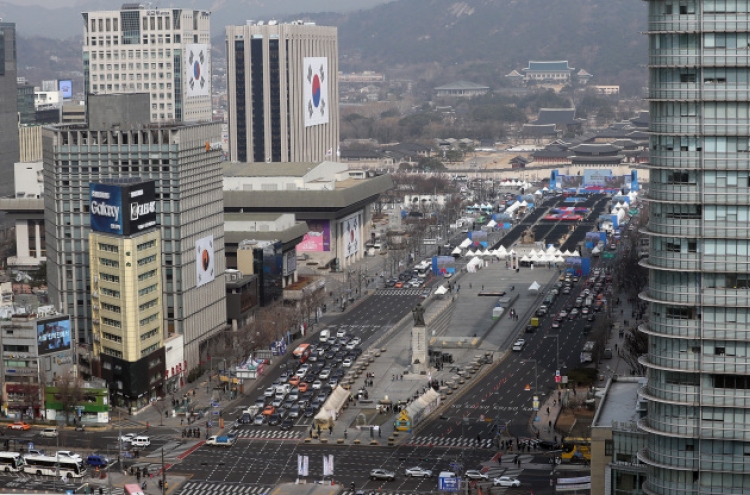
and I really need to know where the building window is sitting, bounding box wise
[139,313,159,326]
[138,269,157,282]
[139,299,158,311]
[99,257,119,268]
[102,317,122,328]
[138,284,158,296]
[98,243,118,253]
[101,302,121,313]
[605,440,613,456]
[102,332,122,343]
[101,287,120,298]
[102,347,123,358]
[137,254,156,266]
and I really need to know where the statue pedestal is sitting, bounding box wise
[411,325,428,375]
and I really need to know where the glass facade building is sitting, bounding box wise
[639,1,750,493]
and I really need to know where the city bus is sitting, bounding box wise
[413,261,431,278]
[23,455,86,478]
[0,452,25,472]
[292,343,312,363]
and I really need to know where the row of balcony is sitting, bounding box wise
[649,53,750,67]
[650,85,750,102]
[648,19,750,34]
[646,251,750,273]
[650,122,750,135]
[642,352,750,374]
[641,285,750,307]
[648,184,750,205]
[640,416,750,441]
[643,222,750,240]
[640,380,750,408]
[640,320,750,341]
[647,155,750,171]
[639,446,750,475]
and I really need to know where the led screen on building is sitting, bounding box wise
[298,220,331,252]
[59,80,72,99]
[37,316,71,356]
[90,181,157,236]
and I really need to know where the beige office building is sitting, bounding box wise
[82,5,212,123]
[226,22,339,163]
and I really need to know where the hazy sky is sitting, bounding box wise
[0,0,390,9]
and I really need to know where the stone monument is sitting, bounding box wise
[411,303,429,374]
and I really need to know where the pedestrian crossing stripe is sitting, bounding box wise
[483,467,525,478]
[178,482,273,495]
[376,288,430,296]
[228,428,303,440]
[405,435,495,448]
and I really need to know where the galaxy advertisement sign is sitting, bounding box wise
[299,220,331,252]
[37,316,72,356]
[90,181,157,236]
[583,169,613,186]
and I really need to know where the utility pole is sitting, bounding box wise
[161,447,166,493]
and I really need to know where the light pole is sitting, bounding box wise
[544,335,560,371]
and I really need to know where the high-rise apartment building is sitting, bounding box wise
[44,94,226,373]
[0,22,19,197]
[226,22,339,163]
[639,1,750,492]
[82,4,212,123]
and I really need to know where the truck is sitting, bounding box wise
[580,341,595,363]
[206,435,237,447]
[560,445,592,463]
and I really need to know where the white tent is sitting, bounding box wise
[554,249,564,256]
[451,246,462,256]
[314,385,350,428]
[592,246,601,255]
[562,250,573,257]
[404,388,441,427]
[529,249,539,257]
[465,249,476,257]
[493,249,506,259]
[521,255,531,262]
[534,190,543,196]
[571,250,581,257]
[460,238,473,248]
[482,249,493,257]
[520,200,529,207]
[487,219,497,227]
[554,256,565,263]
[546,246,557,254]
[543,187,550,192]
[528,281,541,292]
[467,257,484,272]
[434,285,449,295]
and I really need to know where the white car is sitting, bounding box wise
[264,386,276,397]
[342,358,353,368]
[56,451,81,459]
[319,369,331,380]
[493,476,521,487]
[312,380,323,390]
[405,467,433,478]
[464,470,488,480]
[295,365,309,378]
[336,329,347,338]
[118,433,136,443]
[512,339,525,351]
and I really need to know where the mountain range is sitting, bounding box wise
[12,0,648,94]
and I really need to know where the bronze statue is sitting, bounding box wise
[412,303,426,326]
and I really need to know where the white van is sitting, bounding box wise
[319,329,330,343]
[131,436,151,447]
[40,428,58,438]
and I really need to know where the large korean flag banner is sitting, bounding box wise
[304,57,329,127]
[195,235,215,288]
[185,44,210,97]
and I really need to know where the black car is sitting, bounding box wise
[587,313,596,322]
[583,324,593,333]
[279,418,294,430]
[238,413,252,424]
[304,406,316,417]
[385,280,396,288]
[324,351,335,360]
[268,413,282,426]
[525,325,536,333]
[255,396,268,408]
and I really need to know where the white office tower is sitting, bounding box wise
[639,1,750,493]
[82,4,212,122]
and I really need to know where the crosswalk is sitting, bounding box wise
[377,288,430,296]
[228,428,304,440]
[110,417,144,428]
[178,481,273,495]
[404,435,496,448]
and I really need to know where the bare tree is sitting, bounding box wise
[53,374,85,426]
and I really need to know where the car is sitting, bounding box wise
[405,467,433,478]
[609,244,617,251]
[254,396,267,408]
[587,313,596,322]
[304,374,317,384]
[295,366,309,378]
[279,370,292,382]
[279,418,295,430]
[262,405,276,416]
[581,307,590,315]
[304,406,316,417]
[312,380,323,390]
[550,288,559,295]
[319,369,331,380]
[465,470,489,480]
[253,414,266,425]
[350,337,362,347]
[370,469,396,481]
[86,455,110,468]
[311,398,322,410]
[571,308,579,315]
[288,388,300,401]
[394,282,404,288]
[342,358,353,368]
[559,310,568,318]
[524,325,535,333]
[298,382,309,393]
[288,404,301,418]
[536,308,547,317]
[8,422,30,431]
[288,376,301,387]
[119,433,137,443]
[562,287,571,294]
[512,339,525,351]
[555,281,563,288]
[56,451,81,459]
[493,476,521,487]
[568,312,577,320]
[551,320,561,329]
[443,272,452,279]
[40,427,58,438]
[268,413,282,426]
[385,280,396,288]
[264,387,276,397]
[237,413,252,425]
[272,397,284,407]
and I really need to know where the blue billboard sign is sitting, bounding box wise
[37,316,71,356]
[90,181,157,236]
[438,477,461,492]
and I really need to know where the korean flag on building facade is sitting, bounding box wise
[195,235,215,287]
[185,44,211,97]
[304,57,329,127]
[297,455,309,477]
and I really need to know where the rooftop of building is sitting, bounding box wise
[593,376,646,427]
[524,61,574,72]
[223,161,341,178]
[434,81,490,91]
[520,124,559,136]
[533,108,582,126]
